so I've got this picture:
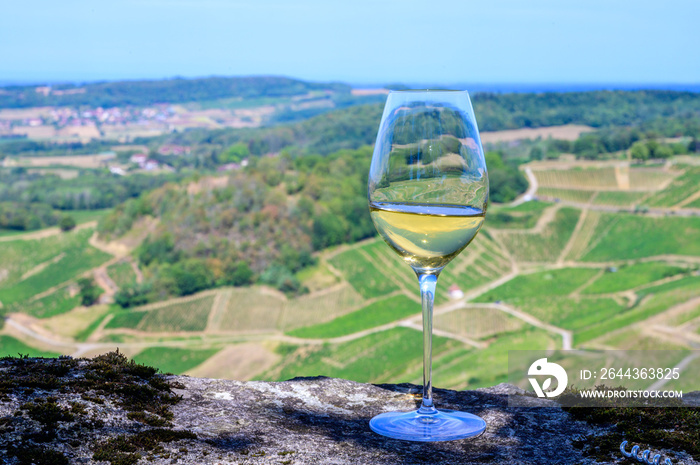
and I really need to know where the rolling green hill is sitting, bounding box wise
[2,83,700,389]
[0,76,351,109]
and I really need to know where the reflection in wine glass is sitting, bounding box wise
[368,90,488,441]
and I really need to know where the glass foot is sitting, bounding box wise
[369,409,486,442]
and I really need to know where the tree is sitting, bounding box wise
[652,144,673,159]
[312,213,346,250]
[219,142,249,163]
[114,282,152,308]
[59,215,76,232]
[138,234,179,266]
[166,258,214,296]
[688,137,699,154]
[77,277,102,306]
[259,264,302,295]
[485,152,528,203]
[220,261,254,286]
[529,146,544,161]
[629,141,650,161]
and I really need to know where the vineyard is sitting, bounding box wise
[281,284,366,330]
[433,306,524,340]
[532,166,676,191]
[581,214,700,261]
[643,165,700,207]
[287,294,418,339]
[105,294,215,332]
[106,260,138,288]
[217,288,285,332]
[2,156,700,388]
[495,207,581,262]
[582,262,689,294]
[592,191,649,207]
[537,188,595,203]
[328,248,401,299]
[0,228,110,306]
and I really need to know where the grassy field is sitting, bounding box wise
[329,247,401,298]
[106,260,137,288]
[287,294,418,339]
[0,229,111,306]
[0,335,61,358]
[0,229,31,238]
[68,208,113,224]
[497,207,581,262]
[581,214,700,261]
[131,347,222,374]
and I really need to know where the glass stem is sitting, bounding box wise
[417,273,438,415]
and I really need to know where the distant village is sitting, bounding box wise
[0,103,176,139]
[0,84,318,142]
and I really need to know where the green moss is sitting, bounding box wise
[92,429,197,465]
[0,351,196,465]
[21,397,74,426]
[126,411,170,427]
[7,445,69,465]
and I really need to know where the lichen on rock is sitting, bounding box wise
[0,353,698,464]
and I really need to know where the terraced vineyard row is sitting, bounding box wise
[643,165,700,207]
[494,207,581,263]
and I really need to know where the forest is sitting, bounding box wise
[0,170,181,230]
[141,90,700,167]
[100,146,377,305]
[0,76,351,108]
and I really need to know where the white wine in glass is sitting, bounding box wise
[368,90,488,442]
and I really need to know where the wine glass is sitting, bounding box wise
[368,90,488,441]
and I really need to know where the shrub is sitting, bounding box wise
[77,277,102,306]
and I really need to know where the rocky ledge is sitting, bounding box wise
[0,353,698,465]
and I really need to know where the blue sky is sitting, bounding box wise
[1,0,698,84]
